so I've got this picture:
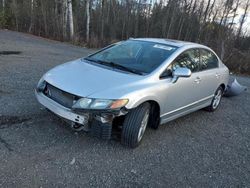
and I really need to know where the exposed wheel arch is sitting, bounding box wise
[112,100,161,138]
[144,100,161,129]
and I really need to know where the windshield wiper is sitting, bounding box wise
[84,57,98,63]
[84,58,143,75]
[97,60,143,75]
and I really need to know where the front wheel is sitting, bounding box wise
[121,103,150,148]
[205,86,223,112]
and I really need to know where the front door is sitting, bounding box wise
[160,49,202,122]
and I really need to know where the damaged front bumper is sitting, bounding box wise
[35,90,128,139]
[35,90,89,125]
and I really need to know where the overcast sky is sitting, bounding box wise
[236,8,250,35]
[144,0,250,36]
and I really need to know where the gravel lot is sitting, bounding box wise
[0,30,250,187]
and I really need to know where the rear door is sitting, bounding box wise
[196,48,221,99]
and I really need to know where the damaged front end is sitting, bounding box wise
[71,106,128,140]
[36,81,128,140]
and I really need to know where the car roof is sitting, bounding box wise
[131,38,204,48]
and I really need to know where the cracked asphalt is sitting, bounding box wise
[0,30,250,187]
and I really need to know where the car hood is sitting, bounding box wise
[43,59,143,97]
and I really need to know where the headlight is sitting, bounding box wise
[37,79,46,92]
[90,99,113,109]
[78,98,93,108]
[72,98,128,110]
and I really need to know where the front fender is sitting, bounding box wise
[124,93,161,110]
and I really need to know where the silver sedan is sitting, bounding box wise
[35,38,229,148]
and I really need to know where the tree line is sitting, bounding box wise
[0,0,250,74]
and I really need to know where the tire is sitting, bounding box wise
[205,86,223,112]
[121,103,150,148]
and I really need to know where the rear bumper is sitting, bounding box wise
[35,90,89,125]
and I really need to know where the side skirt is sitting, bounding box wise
[160,96,213,125]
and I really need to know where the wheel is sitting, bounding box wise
[205,86,223,112]
[121,103,150,148]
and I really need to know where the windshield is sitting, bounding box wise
[85,40,178,74]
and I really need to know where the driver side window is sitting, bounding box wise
[161,49,199,78]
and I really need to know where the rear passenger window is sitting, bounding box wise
[200,49,218,70]
[171,49,200,72]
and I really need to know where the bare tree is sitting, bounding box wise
[134,0,142,37]
[0,0,249,70]
[86,0,90,43]
[229,0,240,30]
[100,0,105,41]
[68,0,74,40]
[237,0,250,39]
[11,0,19,31]
[184,0,197,41]
[166,0,178,38]
[63,0,68,39]
[2,0,5,13]
[223,0,234,26]
[29,0,34,33]
[41,0,48,36]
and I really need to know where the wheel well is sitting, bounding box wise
[146,100,161,129]
[112,100,161,130]
[147,101,160,113]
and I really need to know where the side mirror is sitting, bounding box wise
[172,67,191,83]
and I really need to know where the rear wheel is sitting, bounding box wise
[121,103,150,148]
[205,86,223,112]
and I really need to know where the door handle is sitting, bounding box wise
[215,73,220,78]
[194,77,201,83]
